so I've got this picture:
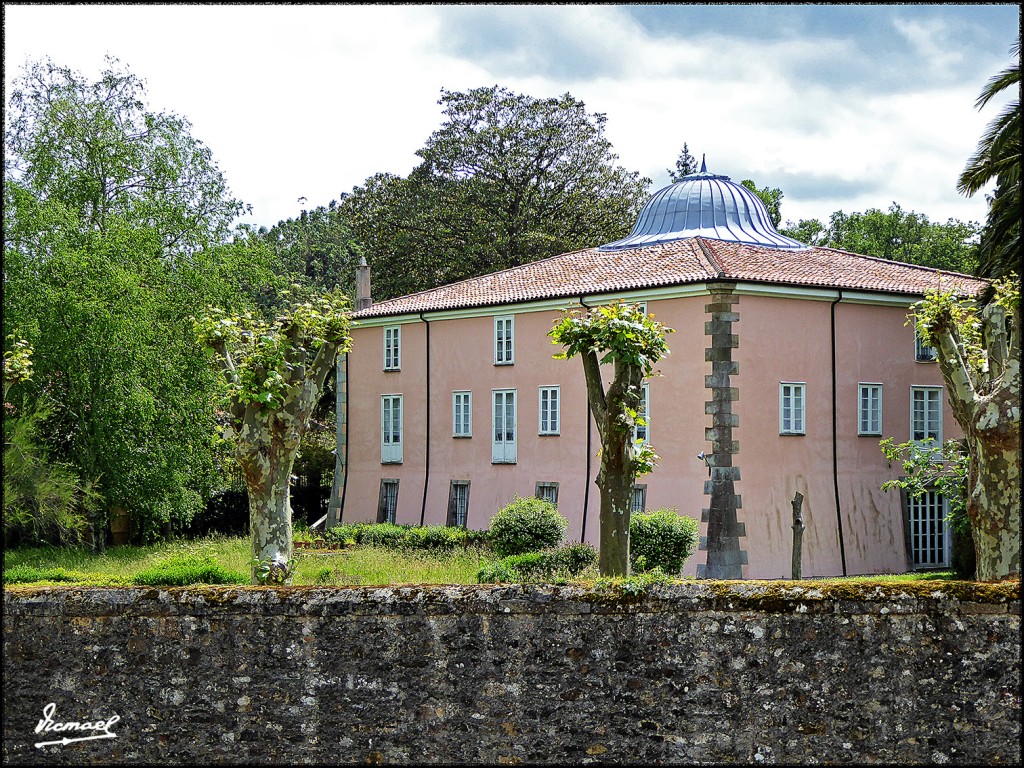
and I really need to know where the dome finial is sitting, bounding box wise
[700,154,707,173]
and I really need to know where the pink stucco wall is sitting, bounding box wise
[341,289,958,578]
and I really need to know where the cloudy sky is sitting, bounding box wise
[4,3,1019,231]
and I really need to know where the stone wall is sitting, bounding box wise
[3,581,1020,765]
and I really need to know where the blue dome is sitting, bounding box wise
[599,161,807,251]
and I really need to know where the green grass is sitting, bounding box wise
[3,535,491,587]
[2,535,962,587]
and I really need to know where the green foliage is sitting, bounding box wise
[259,198,363,295]
[880,437,974,577]
[779,204,980,274]
[2,402,91,546]
[3,57,274,544]
[488,496,568,557]
[550,301,673,377]
[740,179,784,227]
[342,85,650,300]
[629,508,700,575]
[958,39,1020,279]
[322,522,490,551]
[3,564,87,584]
[3,335,33,400]
[666,144,698,182]
[131,552,247,586]
[593,568,673,595]
[476,543,598,583]
[249,553,293,586]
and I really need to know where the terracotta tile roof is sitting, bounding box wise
[353,237,989,319]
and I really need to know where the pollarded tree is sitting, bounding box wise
[550,302,673,576]
[195,289,352,584]
[913,276,1020,581]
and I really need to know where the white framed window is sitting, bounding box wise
[378,479,399,524]
[779,382,806,435]
[494,316,514,365]
[911,386,943,443]
[633,382,650,445]
[538,386,560,435]
[447,481,470,528]
[381,394,403,464]
[452,391,472,437]
[632,301,648,315]
[631,484,647,513]
[915,329,937,362]
[906,489,950,568]
[383,326,401,370]
[491,389,517,463]
[858,383,882,436]
[535,482,559,505]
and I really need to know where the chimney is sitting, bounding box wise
[355,255,372,311]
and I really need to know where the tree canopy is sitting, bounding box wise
[3,57,270,543]
[780,204,981,274]
[958,38,1020,279]
[342,85,650,300]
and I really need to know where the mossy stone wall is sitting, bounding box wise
[3,581,1020,764]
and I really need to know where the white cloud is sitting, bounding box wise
[3,3,1007,231]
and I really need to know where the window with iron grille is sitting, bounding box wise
[535,482,559,505]
[447,481,470,528]
[378,479,399,524]
[905,489,950,568]
[915,329,937,362]
[631,484,647,513]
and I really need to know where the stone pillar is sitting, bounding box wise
[697,285,747,579]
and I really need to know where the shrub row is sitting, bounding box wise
[477,543,598,583]
[322,522,490,551]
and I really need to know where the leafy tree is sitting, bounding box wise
[259,197,363,295]
[667,143,698,182]
[779,204,980,274]
[550,302,673,576]
[911,276,1019,581]
[3,57,263,544]
[4,56,247,255]
[740,179,783,228]
[958,39,1020,279]
[343,85,650,300]
[195,289,352,584]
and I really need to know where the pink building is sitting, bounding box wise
[328,165,986,578]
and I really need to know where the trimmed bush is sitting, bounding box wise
[629,508,699,574]
[131,553,247,586]
[487,496,568,557]
[477,542,597,583]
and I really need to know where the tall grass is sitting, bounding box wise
[3,535,490,586]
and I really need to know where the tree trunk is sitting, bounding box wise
[968,435,1021,581]
[239,423,299,585]
[791,491,805,580]
[596,459,634,576]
